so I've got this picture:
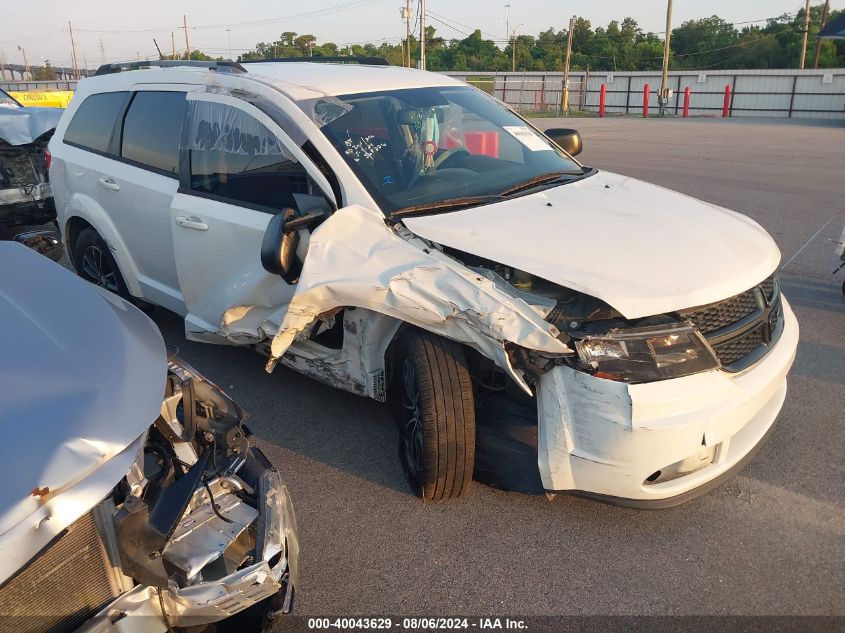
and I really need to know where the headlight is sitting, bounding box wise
[574,322,719,383]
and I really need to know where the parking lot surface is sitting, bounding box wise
[152,117,845,616]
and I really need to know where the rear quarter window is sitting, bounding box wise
[63,91,127,153]
[121,91,186,174]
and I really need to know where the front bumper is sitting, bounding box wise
[78,473,299,632]
[536,297,799,506]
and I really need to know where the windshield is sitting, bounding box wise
[312,86,584,216]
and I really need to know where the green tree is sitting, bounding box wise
[32,61,58,80]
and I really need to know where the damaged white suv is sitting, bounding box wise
[49,59,798,507]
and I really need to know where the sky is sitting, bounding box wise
[2,0,843,70]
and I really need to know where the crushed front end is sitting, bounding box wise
[499,271,799,506]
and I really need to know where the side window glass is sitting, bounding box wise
[185,100,308,210]
[121,91,186,174]
[64,92,127,153]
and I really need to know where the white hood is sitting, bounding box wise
[0,243,166,584]
[402,170,780,318]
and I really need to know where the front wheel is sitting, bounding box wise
[393,330,476,501]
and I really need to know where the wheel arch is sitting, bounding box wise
[63,201,144,298]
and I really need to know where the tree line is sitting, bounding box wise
[25,3,844,77]
[233,4,844,71]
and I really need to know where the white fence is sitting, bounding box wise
[444,69,845,119]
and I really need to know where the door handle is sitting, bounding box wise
[98,177,120,191]
[175,216,209,231]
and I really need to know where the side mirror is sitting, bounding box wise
[544,128,583,156]
[261,208,301,284]
[260,204,329,284]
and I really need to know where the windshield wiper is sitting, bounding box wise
[390,194,505,218]
[497,170,586,197]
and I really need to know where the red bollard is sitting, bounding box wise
[599,83,606,117]
[683,86,691,118]
[643,83,650,117]
[722,85,731,117]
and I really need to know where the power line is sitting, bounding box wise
[193,0,388,30]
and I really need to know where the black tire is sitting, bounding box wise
[393,330,475,501]
[72,227,134,302]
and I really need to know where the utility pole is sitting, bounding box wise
[68,21,79,80]
[511,29,516,72]
[799,0,810,69]
[402,0,412,68]
[0,52,6,82]
[171,32,176,60]
[18,45,29,80]
[659,0,673,116]
[183,15,191,60]
[227,29,232,60]
[561,16,574,113]
[505,4,511,70]
[99,39,106,65]
[813,0,830,69]
[419,0,426,70]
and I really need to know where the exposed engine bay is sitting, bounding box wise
[84,356,299,631]
[0,133,54,229]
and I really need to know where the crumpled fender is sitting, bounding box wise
[263,204,571,391]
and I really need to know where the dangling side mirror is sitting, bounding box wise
[544,128,583,156]
[261,205,329,284]
[261,208,301,284]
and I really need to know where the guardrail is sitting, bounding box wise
[1,80,79,92]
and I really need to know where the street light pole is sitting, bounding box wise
[17,45,29,80]
[505,4,511,70]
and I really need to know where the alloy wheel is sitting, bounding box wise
[401,357,425,486]
[81,245,119,292]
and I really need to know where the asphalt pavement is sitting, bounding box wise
[150,116,845,618]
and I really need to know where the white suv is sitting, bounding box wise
[49,59,798,506]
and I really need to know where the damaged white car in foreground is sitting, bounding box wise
[49,60,798,507]
[0,243,298,632]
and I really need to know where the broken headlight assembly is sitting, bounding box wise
[573,321,720,383]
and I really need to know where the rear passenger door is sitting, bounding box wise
[170,92,334,341]
[110,88,187,313]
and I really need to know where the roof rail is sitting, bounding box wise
[241,56,390,66]
[94,60,247,76]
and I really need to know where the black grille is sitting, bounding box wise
[0,512,117,633]
[760,277,775,302]
[680,288,759,334]
[713,324,766,366]
[679,274,780,370]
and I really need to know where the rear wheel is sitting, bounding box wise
[72,227,138,305]
[393,330,475,501]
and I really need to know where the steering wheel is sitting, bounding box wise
[432,147,471,170]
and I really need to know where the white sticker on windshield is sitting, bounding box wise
[503,126,553,152]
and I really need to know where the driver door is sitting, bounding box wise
[170,93,334,342]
